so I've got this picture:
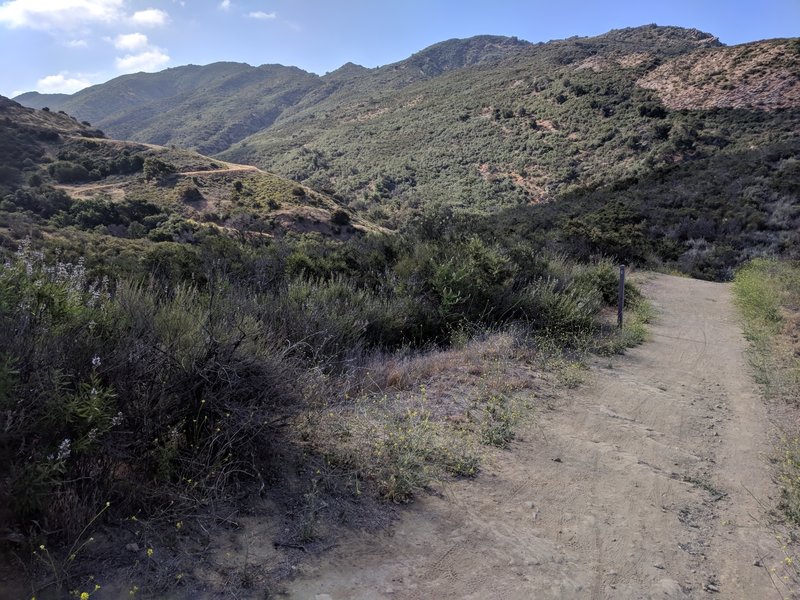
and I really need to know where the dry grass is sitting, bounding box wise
[292,330,581,505]
[734,259,800,596]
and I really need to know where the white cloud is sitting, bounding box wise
[36,72,93,94]
[65,39,88,48]
[114,32,148,51]
[248,11,275,20]
[110,26,168,73]
[130,8,168,27]
[0,0,123,30]
[219,0,230,10]
[116,48,169,72]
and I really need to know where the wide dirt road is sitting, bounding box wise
[285,274,782,599]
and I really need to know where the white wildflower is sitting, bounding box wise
[56,438,71,461]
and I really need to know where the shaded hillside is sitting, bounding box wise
[491,135,800,280]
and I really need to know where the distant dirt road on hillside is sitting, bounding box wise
[284,274,783,599]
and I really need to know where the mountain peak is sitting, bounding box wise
[589,24,722,53]
[396,35,531,76]
[323,62,370,80]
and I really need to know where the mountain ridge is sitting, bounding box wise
[13,25,725,154]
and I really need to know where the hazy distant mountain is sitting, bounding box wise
[12,34,536,152]
[16,62,320,155]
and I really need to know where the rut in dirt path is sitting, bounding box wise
[284,274,782,600]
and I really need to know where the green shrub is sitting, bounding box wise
[179,184,203,203]
[0,243,301,542]
[142,156,176,181]
[48,161,92,183]
[330,209,350,225]
[515,277,601,336]
[8,186,73,218]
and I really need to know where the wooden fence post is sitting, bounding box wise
[618,264,626,329]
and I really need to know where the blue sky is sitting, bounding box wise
[0,0,797,98]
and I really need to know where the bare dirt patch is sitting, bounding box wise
[55,182,127,201]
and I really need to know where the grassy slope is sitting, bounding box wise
[733,259,800,403]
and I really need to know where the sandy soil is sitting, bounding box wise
[283,274,782,599]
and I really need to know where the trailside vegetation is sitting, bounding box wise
[733,259,800,521]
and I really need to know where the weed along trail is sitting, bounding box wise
[284,274,781,600]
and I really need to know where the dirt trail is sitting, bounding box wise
[176,162,262,176]
[285,274,782,599]
[55,182,126,200]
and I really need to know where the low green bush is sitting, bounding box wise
[0,242,302,542]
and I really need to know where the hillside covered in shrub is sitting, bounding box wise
[0,90,655,593]
[15,26,800,279]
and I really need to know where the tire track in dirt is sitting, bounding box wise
[284,274,781,599]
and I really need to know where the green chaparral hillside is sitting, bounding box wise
[16,25,798,279]
[217,29,799,279]
[0,95,382,265]
[13,35,529,156]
